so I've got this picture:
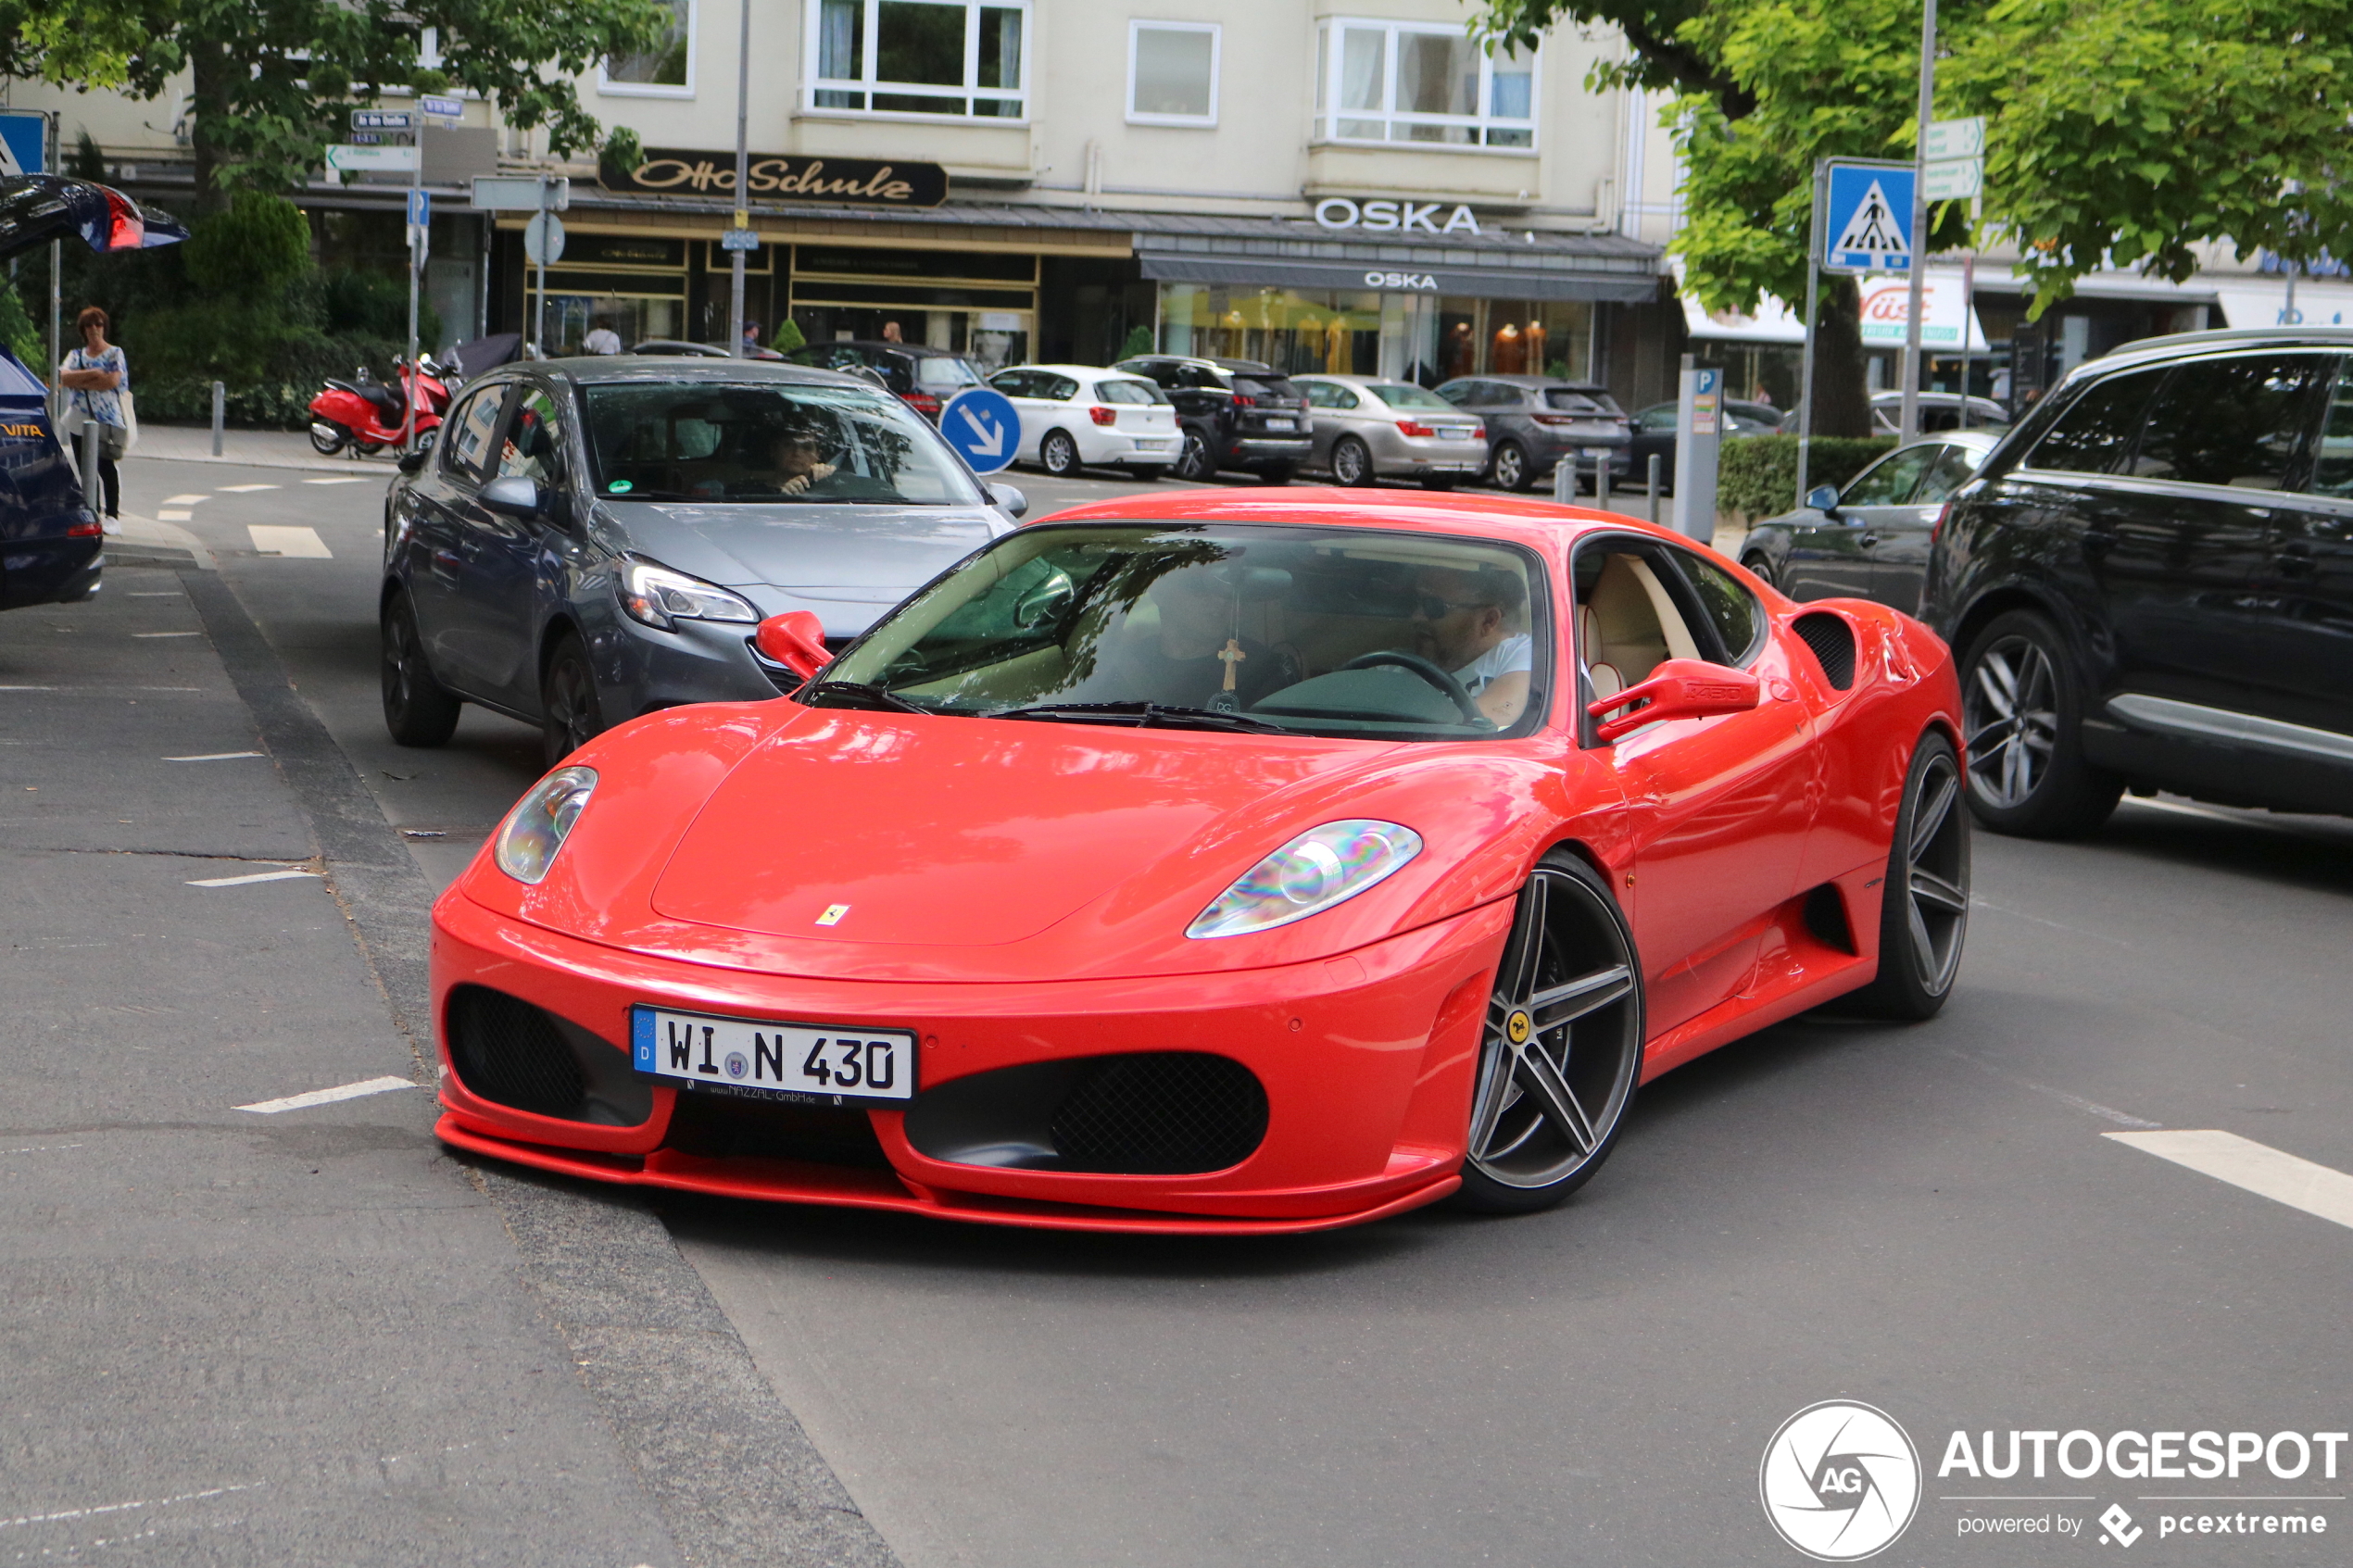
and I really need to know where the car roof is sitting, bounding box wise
[2084,324,2353,372]
[1028,486,1689,557]
[523,358,884,393]
[1448,374,1614,392]
[1004,363,1151,379]
[806,339,974,358]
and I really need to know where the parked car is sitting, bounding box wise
[1779,392,2010,436]
[1627,398,1781,494]
[782,340,986,423]
[1921,326,2353,835]
[628,339,785,361]
[1292,374,1487,488]
[1111,355,1314,483]
[986,364,1181,478]
[1434,375,1632,492]
[378,358,1026,766]
[1738,431,1998,607]
[0,175,187,613]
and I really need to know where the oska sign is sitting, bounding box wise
[600,149,949,208]
[1315,197,1484,236]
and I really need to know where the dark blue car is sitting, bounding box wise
[0,176,186,611]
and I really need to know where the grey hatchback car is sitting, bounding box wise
[379,359,1021,763]
[1735,431,1997,610]
[1434,374,1633,492]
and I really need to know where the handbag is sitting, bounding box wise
[117,388,138,456]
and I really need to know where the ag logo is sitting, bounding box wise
[1760,1400,1921,1561]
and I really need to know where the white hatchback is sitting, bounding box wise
[988,364,1182,480]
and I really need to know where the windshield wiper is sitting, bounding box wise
[984,701,1291,734]
[799,680,927,714]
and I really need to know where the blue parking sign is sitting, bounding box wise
[940,386,1018,475]
[0,111,47,177]
[1822,161,1915,274]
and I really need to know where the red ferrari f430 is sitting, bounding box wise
[430,491,1968,1233]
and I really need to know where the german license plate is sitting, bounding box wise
[631,1005,915,1105]
[1264,417,1296,431]
[1583,446,1615,459]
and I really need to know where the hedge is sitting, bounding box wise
[138,378,321,430]
[1718,435,1897,522]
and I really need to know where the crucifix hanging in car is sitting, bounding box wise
[1212,637,1246,713]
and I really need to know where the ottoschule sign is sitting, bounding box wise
[601,149,948,209]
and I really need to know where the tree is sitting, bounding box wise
[1473,1,2353,432]
[0,0,182,99]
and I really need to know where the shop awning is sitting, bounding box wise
[2213,280,2353,329]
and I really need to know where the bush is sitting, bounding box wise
[312,268,440,346]
[770,318,806,354]
[1118,323,1154,359]
[1718,435,1897,521]
[0,276,39,369]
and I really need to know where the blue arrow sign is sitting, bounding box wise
[940,386,1018,475]
[1822,161,1915,274]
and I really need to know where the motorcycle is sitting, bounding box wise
[308,356,453,457]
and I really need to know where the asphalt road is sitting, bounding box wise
[4,444,2345,1566]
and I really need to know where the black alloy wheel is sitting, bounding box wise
[309,420,348,456]
[1958,608,2121,837]
[1839,730,1971,1020]
[1039,429,1082,477]
[1455,853,1644,1213]
[1331,437,1375,487]
[1176,430,1214,482]
[1491,441,1532,492]
[380,591,461,746]
[540,632,607,770]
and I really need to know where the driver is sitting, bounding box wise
[1408,565,1531,725]
[770,419,841,495]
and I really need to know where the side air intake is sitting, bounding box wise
[1793,611,1856,690]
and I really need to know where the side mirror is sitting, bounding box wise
[988,481,1029,519]
[396,446,429,474]
[1806,484,1842,516]
[1587,659,1761,742]
[480,475,542,519]
[755,610,832,683]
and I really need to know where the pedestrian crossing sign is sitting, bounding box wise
[1822,161,1916,274]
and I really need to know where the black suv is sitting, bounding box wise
[1112,356,1313,483]
[1923,327,2353,835]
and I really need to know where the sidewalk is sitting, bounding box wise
[129,420,409,475]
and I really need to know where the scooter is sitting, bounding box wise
[308,356,452,457]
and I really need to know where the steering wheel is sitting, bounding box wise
[1340,650,1487,725]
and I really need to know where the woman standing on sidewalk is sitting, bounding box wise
[60,307,130,521]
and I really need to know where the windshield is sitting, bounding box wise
[581,383,982,505]
[825,524,1550,740]
[1372,383,1455,411]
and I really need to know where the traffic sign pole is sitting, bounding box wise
[1900,0,1938,443]
[1796,160,1826,510]
[730,0,752,358]
[406,140,422,454]
[534,180,548,357]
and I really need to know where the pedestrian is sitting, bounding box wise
[881,320,903,344]
[742,320,762,354]
[59,307,131,521]
[584,319,623,355]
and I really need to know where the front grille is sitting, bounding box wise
[447,985,587,1118]
[1049,1054,1268,1175]
[662,1089,892,1168]
[1793,611,1857,690]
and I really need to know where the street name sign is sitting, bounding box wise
[719,228,760,252]
[351,109,414,132]
[1923,116,1986,161]
[471,176,571,212]
[419,95,465,120]
[940,387,1018,475]
[1924,157,1984,202]
[1822,160,1916,274]
[327,144,420,173]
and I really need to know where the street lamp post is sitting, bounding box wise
[729,0,751,358]
[1899,0,1937,442]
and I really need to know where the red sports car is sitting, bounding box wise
[431,491,1969,1233]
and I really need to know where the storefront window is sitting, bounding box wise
[1315,20,1536,149]
[604,0,693,94]
[809,0,1028,119]
[1156,285,1592,385]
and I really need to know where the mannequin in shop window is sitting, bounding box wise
[1492,321,1525,375]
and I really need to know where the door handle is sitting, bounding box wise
[1858,533,1880,547]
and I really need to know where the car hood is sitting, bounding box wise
[598,499,1002,595]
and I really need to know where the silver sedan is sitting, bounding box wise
[1295,374,1489,488]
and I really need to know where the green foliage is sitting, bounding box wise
[0,276,41,370]
[1118,323,1155,359]
[69,131,109,180]
[769,318,807,355]
[1718,434,1895,521]
[182,191,312,295]
[0,0,182,96]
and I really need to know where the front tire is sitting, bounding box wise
[1958,608,2121,836]
[381,591,461,746]
[540,632,606,770]
[1175,430,1214,482]
[1491,440,1532,492]
[1039,429,1082,477]
[1331,437,1375,487]
[1454,853,1644,1214]
[1840,730,1970,1020]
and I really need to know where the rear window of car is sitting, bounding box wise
[1545,389,1624,416]
[1232,376,1296,400]
[1097,378,1160,405]
[912,356,983,392]
[1371,383,1453,411]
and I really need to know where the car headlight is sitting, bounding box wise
[618,558,759,631]
[494,766,598,884]
[1186,820,1423,939]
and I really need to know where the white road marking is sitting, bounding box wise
[0,1482,267,1531]
[187,869,315,887]
[236,1075,412,1114]
[132,631,201,638]
[164,751,263,761]
[0,684,58,691]
[127,592,182,597]
[247,524,333,558]
[2107,1129,2353,1232]
[156,509,194,521]
[303,475,369,484]
[0,1144,83,1156]
[161,494,209,506]
[218,483,280,493]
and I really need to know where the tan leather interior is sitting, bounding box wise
[1579,553,1696,692]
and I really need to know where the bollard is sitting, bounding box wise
[1596,456,1611,514]
[82,416,104,516]
[210,381,225,458]
[1649,454,1663,527]
[1552,456,1574,504]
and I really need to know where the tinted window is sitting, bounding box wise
[2130,355,2324,490]
[1674,550,1764,662]
[1097,379,1158,406]
[1177,364,1222,390]
[1040,374,1079,401]
[444,384,507,480]
[1545,388,1622,416]
[581,383,980,505]
[912,356,982,392]
[1843,446,1936,507]
[1438,383,1476,408]
[988,370,1032,397]
[2306,360,2353,497]
[1636,405,1678,432]
[2028,370,2163,474]
[1233,376,1295,401]
[1914,444,1984,504]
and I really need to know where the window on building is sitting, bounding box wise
[808,0,1028,119]
[1128,20,1218,126]
[604,0,693,94]
[1315,19,1535,148]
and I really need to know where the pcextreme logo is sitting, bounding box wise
[1760,1400,1923,1561]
